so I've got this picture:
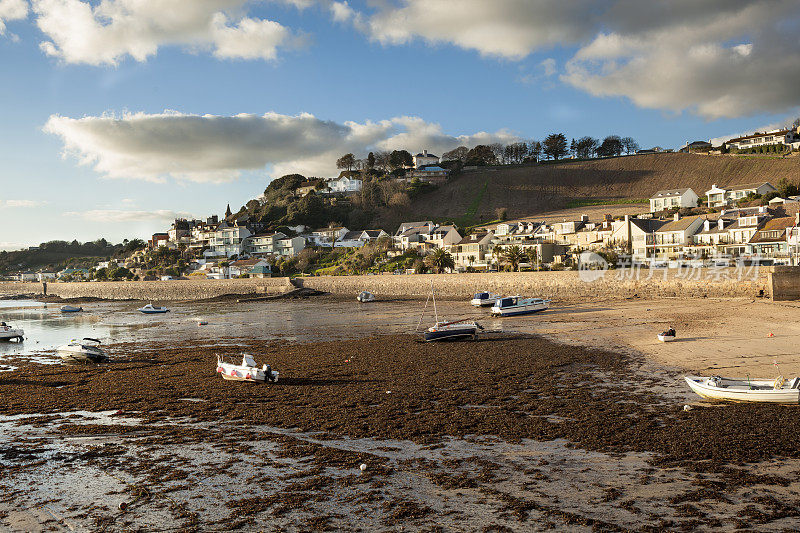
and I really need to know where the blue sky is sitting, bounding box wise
[1,0,798,249]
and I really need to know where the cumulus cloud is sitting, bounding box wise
[341,0,800,119]
[32,0,303,65]
[64,209,195,222]
[0,0,28,36]
[4,199,48,207]
[44,110,519,183]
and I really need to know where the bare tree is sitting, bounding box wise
[621,137,639,154]
[442,146,469,162]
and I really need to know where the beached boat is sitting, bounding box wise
[684,375,800,404]
[357,290,375,303]
[419,281,480,342]
[138,303,169,314]
[490,296,550,317]
[216,354,279,383]
[0,322,24,342]
[470,292,501,307]
[56,338,107,363]
[658,328,676,342]
[60,305,83,313]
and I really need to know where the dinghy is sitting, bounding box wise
[138,303,169,314]
[216,354,279,383]
[60,305,83,313]
[419,281,480,342]
[470,292,500,307]
[57,338,107,363]
[0,322,24,342]
[658,328,676,342]
[357,290,375,303]
[490,296,550,317]
[684,375,800,404]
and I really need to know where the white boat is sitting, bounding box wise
[60,305,83,313]
[684,375,800,404]
[470,292,500,307]
[56,338,107,363]
[658,328,676,342]
[216,354,279,383]
[490,296,550,317]
[138,303,170,314]
[357,290,375,303]
[0,322,24,342]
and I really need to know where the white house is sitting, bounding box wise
[450,231,494,269]
[246,232,306,257]
[413,150,439,168]
[652,215,705,260]
[307,227,349,247]
[649,188,699,212]
[725,127,800,151]
[327,176,363,194]
[395,221,435,236]
[37,272,56,282]
[359,229,389,242]
[206,223,252,258]
[705,182,777,208]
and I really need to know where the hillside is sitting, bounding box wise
[394,153,800,226]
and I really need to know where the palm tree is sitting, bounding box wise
[503,245,525,272]
[526,247,539,271]
[425,248,455,273]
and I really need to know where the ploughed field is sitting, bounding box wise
[2,334,800,531]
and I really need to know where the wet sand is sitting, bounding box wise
[1,297,800,530]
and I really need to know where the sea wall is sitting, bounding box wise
[0,278,292,301]
[299,267,776,302]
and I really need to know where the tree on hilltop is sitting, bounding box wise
[575,136,599,159]
[597,135,623,157]
[443,146,469,163]
[465,145,498,166]
[336,153,356,171]
[621,137,639,154]
[542,133,568,160]
[389,150,413,169]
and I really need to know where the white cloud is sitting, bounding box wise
[540,58,556,77]
[32,0,302,65]
[4,199,48,207]
[44,110,519,182]
[340,0,800,119]
[0,0,28,36]
[0,241,27,251]
[64,209,194,222]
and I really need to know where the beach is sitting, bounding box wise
[1,296,800,531]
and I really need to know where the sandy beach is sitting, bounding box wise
[1,295,800,531]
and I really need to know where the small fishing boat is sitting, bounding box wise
[490,296,550,317]
[0,322,24,342]
[138,303,170,314]
[658,327,676,342]
[685,375,800,404]
[56,338,107,363]
[419,281,480,342]
[470,292,501,307]
[357,290,375,303]
[216,354,279,383]
[60,305,83,313]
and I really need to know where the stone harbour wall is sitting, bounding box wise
[299,267,775,302]
[0,278,292,301]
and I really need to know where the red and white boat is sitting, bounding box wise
[216,354,279,383]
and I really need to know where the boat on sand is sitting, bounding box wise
[357,291,375,303]
[658,327,676,342]
[0,322,23,342]
[138,303,169,314]
[419,282,480,342]
[57,338,107,363]
[216,354,279,383]
[684,375,800,404]
[470,292,500,307]
[490,296,550,317]
[60,305,83,313]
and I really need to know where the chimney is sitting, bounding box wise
[673,212,680,221]
[704,219,710,231]
[718,218,724,230]
[423,149,428,156]
[580,214,589,222]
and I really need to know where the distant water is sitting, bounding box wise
[0,297,515,369]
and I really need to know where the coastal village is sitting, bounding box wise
[7,125,800,282]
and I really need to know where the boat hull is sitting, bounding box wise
[0,329,24,342]
[424,327,477,342]
[470,299,496,307]
[139,309,169,314]
[60,306,82,313]
[490,305,549,317]
[657,334,676,342]
[217,362,278,383]
[57,349,106,363]
[684,376,800,404]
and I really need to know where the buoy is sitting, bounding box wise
[245,374,251,380]
[386,390,392,394]
[359,463,367,472]
[683,405,692,411]
[230,370,236,376]
[344,359,350,363]
[768,333,775,337]
[119,502,128,511]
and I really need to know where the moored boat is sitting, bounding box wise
[216,354,279,383]
[490,296,550,317]
[658,327,676,342]
[684,375,800,404]
[425,320,479,342]
[0,322,24,342]
[357,290,375,303]
[470,292,500,307]
[60,305,83,313]
[56,338,107,363]
[138,303,169,314]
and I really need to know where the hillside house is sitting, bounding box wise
[652,215,705,260]
[649,188,699,212]
[334,230,368,248]
[705,182,777,208]
[307,227,349,247]
[359,229,389,242]
[413,150,439,168]
[327,176,362,194]
[406,166,449,184]
[396,221,435,236]
[207,223,252,258]
[450,232,494,270]
[725,127,800,151]
[748,216,796,261]
[149,233,169,249]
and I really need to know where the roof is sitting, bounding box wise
[656,216,704,233]
[230,259,261,267]
[715,182,775,192]
[629,219,667,233]
[749,217,796,243]
[415,152,438,158]
[650,188,692,199]
[456,233,490,245]
[416,165,447,172]
[362,229,385,237]
[687,140,712,146]
[340,230,363,241]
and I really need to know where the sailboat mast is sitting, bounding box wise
[431,280,439,324]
